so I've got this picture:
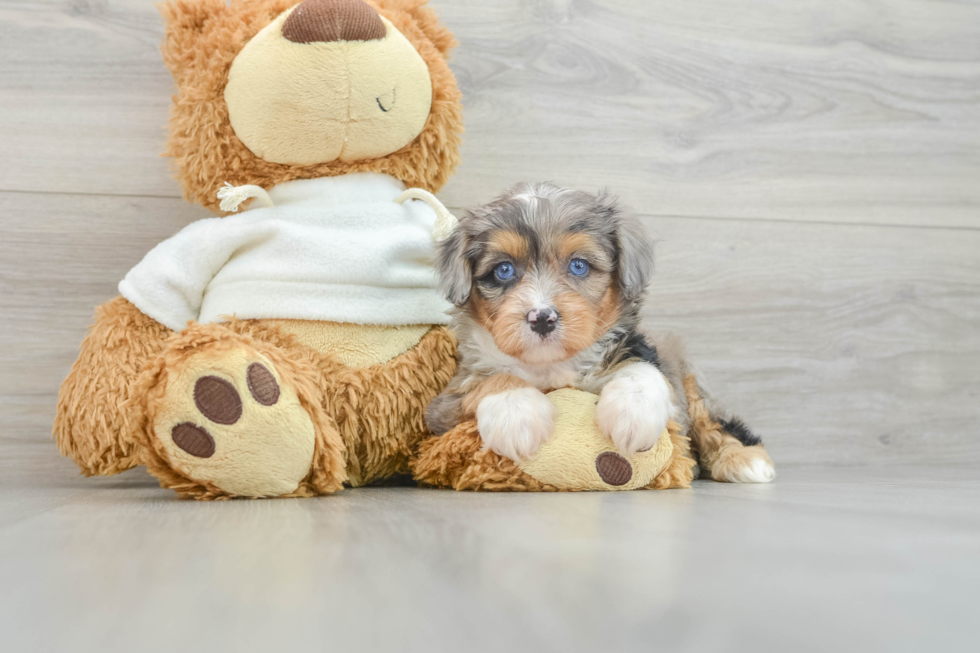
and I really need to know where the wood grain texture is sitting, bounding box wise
[1,0,978,225]
[0,0,174,197]
[639,216,980,466]
[436,0,980,226]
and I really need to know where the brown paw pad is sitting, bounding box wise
[246,363,280,406]
[596,452,632,486]
[194,376,243,425]
[171,422,216,458]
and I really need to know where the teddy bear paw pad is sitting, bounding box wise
[193,376,243,425]
[246,363,280,405]
[595,452,632,486]
[171,422,216,458]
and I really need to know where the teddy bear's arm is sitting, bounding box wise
[118,217,278,331]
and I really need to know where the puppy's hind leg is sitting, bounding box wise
[682,375,775,483]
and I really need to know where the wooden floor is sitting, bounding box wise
[2,458,979,652]
[1,1,978,650]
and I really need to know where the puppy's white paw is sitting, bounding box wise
[712,449,776,483]
[476,387,556,461]
[597,364,674,455]
[734,457,777,483]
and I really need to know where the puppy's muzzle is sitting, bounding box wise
[527,308,558,337]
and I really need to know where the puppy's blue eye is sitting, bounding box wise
[568,259,589,276]
[494,262,515,281]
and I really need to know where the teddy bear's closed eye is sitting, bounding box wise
[377,88,396,112]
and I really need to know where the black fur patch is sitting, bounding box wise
[622,331,660,367]
[719,417,762,447]
[602,329,662,371]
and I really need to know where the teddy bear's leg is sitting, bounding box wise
[134,323,346,499]
[54,296,172,476]
[682,375,776,483]
[330,325,458,487]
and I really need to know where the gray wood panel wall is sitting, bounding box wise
[2,0,978,469]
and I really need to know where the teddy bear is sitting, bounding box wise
[54,0,467,499]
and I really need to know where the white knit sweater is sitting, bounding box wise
[119,173,452,332]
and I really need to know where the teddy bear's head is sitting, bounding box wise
[160,0,463,211]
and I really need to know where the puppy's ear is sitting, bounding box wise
[595,192,653,301]
[436,226,472,306]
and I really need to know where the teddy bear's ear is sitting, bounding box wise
[383,0,458,58]
[158,0,228,85]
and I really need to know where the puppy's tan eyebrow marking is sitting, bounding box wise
[557,232,596,261]
[488,230,529,261]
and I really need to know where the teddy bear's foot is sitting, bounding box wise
[154,358,314,497]
[413,389,688,492]
[137,325,346,499]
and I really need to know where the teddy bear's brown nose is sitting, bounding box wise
[282,0,386,44]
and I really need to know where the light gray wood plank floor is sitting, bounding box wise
[1,0,978,650]
[2,456,978,652]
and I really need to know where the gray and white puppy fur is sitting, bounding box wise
[425,182,774,483]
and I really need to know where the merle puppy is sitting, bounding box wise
[425,182,775,483]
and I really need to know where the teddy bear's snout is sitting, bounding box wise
[283,0,387,44]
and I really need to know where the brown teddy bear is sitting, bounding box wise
[55,0,465,499]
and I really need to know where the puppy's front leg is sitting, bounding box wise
[462,374,556,461]
[596,362,675,455]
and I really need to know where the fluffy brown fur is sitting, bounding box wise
[413,420,560,491]
[324,325,458,486]
[160,0,464,212]
[54,296,172,476]
[646,424,696,490]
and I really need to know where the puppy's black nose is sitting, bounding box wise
[527,308,558,337]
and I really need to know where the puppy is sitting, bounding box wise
[426,182,775,483]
